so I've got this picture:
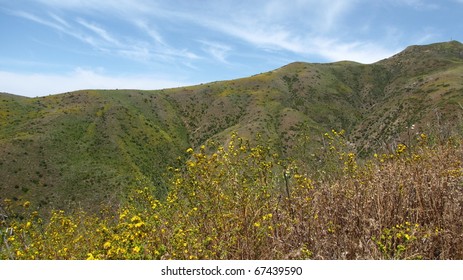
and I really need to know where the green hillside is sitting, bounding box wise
[1,41,463,215]
[0,90,190,212]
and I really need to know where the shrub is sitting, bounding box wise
[1,133,462,259]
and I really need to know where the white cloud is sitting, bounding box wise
[312,38,400,63]
[31,0,377,62]
[10,9,200,64]
[11,10,101,49]
[11,10,67,32]
[48,13,71,28]
[15,0,395,64]
[132,20,201,62]
[0,69,188,97]
[167,0,394,63]
[307,0,358,31]
[134,20,166,46]
[76,18,120,46]
[199,41,232,64]
[238,0,357,32]
[181,7,394,63]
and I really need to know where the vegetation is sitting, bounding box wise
[1,131,462,259]
[2,41,463,216]
[1,41,463,259]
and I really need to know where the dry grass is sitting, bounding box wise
[302,140,463,259]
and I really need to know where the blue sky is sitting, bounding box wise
[1,0,462,97]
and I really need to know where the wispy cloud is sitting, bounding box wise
[11,0,397,64]
[199,40,232,64]
[158,0,396,63]
[11,10,67,32]
[9,9,200,65]
[252,0,357,32]
[312,38,400,63]
[48,13,71,28]
[76,18,120,46]
[132,20,200,62]
[10,10,100,49]
[134,20,166,46]
[28,0,385,63]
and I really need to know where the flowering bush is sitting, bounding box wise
[1,132,462,259]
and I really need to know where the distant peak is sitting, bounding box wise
[402,40,463,53]
[382,40,463,64]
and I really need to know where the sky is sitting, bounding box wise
[1,0,462,97]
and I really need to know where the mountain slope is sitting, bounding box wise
[0,90,190,211]
[1,41,463,214]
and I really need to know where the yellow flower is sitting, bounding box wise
[396,143,407,154]
[186,148,194,154]
[131,215,141,223]
[254,222,261,227]
[103,241,111,249]
[133,246,141,253]
[262,213,273,220]
[134,221,145,228]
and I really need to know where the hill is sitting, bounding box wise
[1,41,463,214]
